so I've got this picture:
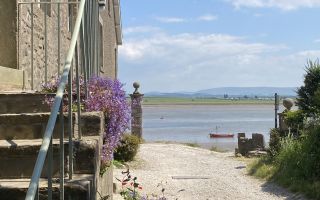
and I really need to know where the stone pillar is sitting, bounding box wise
[278,113,288,132]
[278,98,294,132]
[130,82,144,138]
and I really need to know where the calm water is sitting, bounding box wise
[142,104,284,151]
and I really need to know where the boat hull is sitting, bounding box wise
[209,133,234,138]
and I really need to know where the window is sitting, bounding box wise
[108,0,111,16]
[99,23,104,71]
[115,48,118,78]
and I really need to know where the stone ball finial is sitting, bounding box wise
[133,82,140,94]
[283,98,294,110]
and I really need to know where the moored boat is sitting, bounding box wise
[209,133,234,138]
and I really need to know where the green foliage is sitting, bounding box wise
[268,128,282,156]
[113,160,125,168]
[100,161,111,177]
[296,59,320,117]
[210,146,227,153]
[252,59,320,198]
[117,169,143,200]
[114,134,141,162]
[284,110,305,135]
[249,125,320,199]
[248,156,277,180]
[184,142,200,148]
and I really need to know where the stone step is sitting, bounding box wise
[0,111,105,140]
[0,113,75,140]
[0,92,52,114]
[0,174,95,200]
[0,137,101,179]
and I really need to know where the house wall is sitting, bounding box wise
[100,0,118,79]
[0,0,120,91]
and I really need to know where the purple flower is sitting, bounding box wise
[42,75,131,163]
[85,76,131,162]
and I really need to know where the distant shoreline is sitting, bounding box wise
[142,97,275,106]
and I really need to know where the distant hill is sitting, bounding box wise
[145,87,297,98]
[197,87,297,97]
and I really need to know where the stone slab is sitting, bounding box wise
[0,174,93,200]
[79,111,105,137]
[0,137,99,179]
[0,92,52,114]
[0,113,74,139]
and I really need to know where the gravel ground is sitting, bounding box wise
[113,143,305,200]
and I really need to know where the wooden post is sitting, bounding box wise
[275,93,279,128]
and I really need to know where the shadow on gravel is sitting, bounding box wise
[260,182,306,200]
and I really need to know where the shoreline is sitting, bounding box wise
[141,97,275,106]
[142,103,275,106]
[146,141,236,152]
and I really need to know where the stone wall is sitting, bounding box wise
[18,1,71,90]
[236,133,265,156]
[0,0,119,91]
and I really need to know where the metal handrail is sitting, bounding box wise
[25,0,86,199]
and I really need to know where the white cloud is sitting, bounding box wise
[296,50,320,58]
[314,39,320,43]
[119,30,313,92]
[197,14,218,21]
[120,32,285,61]
[155,17,187,23]
[123,26,161,34]
[229,0,320,10]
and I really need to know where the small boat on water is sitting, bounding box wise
[209,133,234,138]
[210,126,234,138]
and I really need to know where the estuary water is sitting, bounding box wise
[142,104,284,151]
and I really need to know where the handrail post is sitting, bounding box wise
[31,3,34,90]
[25,0,86,199]
[48,137,53,200]
[59,102,65,200]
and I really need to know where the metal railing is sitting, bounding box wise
[18,0,102,199]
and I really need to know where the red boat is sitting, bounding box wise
[209,133,234,138]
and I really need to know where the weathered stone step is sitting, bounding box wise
[0,137,101,179]
[0,113,74,140]
[0,110,104,140]
[0,174,94,200]
[0,92,52,114]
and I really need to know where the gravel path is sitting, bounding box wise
[113,143,305,200]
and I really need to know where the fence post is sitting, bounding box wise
[130,82,144,138]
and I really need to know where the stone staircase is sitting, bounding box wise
[0,92,113,200]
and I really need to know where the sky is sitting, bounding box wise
[118,0,320,93]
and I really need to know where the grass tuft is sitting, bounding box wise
[210,146,227,153]
[184,142,200,148]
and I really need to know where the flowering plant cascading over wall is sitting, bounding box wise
[41,75,131,163]
[85,76,131,162]
[42,75,86,111]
